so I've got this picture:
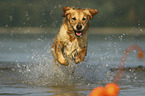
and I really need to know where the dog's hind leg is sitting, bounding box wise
[67,61,76,74]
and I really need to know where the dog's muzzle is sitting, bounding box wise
[74,24,83,37]
[74,30,83,37]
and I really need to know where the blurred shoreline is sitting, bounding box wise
[0,27,144,35]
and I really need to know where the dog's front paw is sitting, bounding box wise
[74,54,84,64]
[59,59,69,66]
[74,57,82,64]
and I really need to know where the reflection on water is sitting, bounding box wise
[0,29,145,96]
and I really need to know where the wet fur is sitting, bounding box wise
[51,7,97,66]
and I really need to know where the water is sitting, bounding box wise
[0,29,145,96]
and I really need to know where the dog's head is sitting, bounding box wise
[62,7,98,37]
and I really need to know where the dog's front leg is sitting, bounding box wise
[74,48,87,64]
[55,41,69,66]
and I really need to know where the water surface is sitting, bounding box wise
[0,29,145,96]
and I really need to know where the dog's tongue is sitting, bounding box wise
[76,31,82,37]
[76,32,82,36]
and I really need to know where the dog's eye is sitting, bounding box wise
[82,17,86,21]
[72,17,76,21]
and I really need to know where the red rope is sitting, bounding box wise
[114,45,144,83]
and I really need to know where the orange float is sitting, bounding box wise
[89,87,104,96]
[104,83,120,96]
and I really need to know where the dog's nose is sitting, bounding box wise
[76,25,82,30]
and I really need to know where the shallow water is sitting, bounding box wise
[0,30,145,96]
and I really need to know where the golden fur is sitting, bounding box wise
[51,7,98,66]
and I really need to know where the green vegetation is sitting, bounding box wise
[0,0,145,27]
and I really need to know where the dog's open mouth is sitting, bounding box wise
[74,31,83,37]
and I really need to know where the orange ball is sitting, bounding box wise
[89,86,105,96]
[104,83,120,96]
[138,51,144,59]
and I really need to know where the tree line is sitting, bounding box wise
[0,0,144,27]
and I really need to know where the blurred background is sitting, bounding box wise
[0,0,145,28]
[0,1,145,96]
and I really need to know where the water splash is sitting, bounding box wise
[16,50,89,86]
[15,48,111,87]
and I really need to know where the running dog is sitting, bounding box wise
[51,7,98,66]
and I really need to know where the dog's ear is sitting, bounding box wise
[62,7,73,17]
[88,9,98,19]
[63,7,71,13]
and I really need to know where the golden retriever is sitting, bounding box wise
[51,7,98,66]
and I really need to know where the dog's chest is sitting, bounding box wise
[64,39,79,57]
